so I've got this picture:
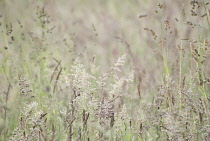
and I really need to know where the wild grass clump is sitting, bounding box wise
[0,0,210,140]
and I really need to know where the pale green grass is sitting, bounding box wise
[0,0,210,140]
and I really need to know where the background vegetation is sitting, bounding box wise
[0,0,210,140]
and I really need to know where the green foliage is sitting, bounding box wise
[0,0,210,140]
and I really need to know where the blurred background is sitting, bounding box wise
[1,0,209,95]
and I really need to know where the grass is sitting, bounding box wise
[0,0,210,140]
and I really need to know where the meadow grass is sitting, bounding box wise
[0,0,210,140]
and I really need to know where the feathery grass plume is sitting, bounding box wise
[112,53,127,72]
[9,102,51,141]
[62,59,99,140]
[18,74,33,98]
[69,59,97,112]
[113,104,129,139]
[144,74,210,140]
[109,75,125,98]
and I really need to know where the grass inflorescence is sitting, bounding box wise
[0,0,210,140]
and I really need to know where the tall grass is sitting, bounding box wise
[0,0,210,140]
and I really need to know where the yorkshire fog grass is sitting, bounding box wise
[0,0,210,140]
